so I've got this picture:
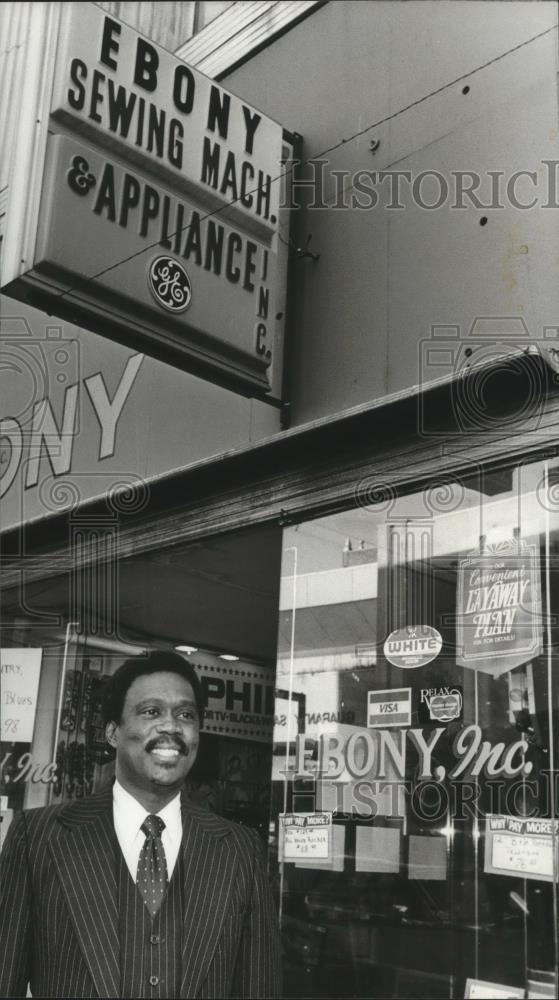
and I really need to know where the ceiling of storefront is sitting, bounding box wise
[1,523,283,664]
[277,601,376,656]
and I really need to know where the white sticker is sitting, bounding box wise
[384,626,442,669]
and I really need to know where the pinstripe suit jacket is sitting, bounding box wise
[0,789,281,999]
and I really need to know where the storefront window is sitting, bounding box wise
[1,524,281,847]
[0,636,275,842]
[272,458,559,999]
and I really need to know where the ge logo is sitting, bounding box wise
[148,256,192,313]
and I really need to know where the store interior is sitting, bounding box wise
[0,522,283,833]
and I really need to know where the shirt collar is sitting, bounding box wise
[113,779,181,839]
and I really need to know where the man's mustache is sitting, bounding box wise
[145,737,188,754]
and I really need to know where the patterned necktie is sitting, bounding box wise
[136,814,168,917]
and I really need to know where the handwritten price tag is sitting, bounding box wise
[485,815,559,883]
[280,813,332,861]
[492,833,553,880]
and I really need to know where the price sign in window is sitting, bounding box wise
[1,649,42,743]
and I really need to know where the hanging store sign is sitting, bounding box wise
[457,539,542,676]
[1,3,291,398]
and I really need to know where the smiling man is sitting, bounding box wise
[0,650,281,999]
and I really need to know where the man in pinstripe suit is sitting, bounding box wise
[0,650,282,998]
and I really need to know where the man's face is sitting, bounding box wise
[106,671,200,803]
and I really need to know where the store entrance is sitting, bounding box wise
[0,522,283,841]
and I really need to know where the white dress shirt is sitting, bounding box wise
[112,780,183,881]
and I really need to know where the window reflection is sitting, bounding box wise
[272,459,559,999]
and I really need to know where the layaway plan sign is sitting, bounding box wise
[457,539,542,676]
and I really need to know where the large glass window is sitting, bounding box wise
[272,457,559,999]
[1,523,281,845]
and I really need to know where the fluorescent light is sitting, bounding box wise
[175,645,198,654]
[219,654,239,661]
[79,636,146,656]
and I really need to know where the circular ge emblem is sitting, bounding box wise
[148,256,192,313]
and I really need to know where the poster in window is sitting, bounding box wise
[457,538,542,676]
[1,648,42,742]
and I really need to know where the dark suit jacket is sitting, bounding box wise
[0,789,281,998]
